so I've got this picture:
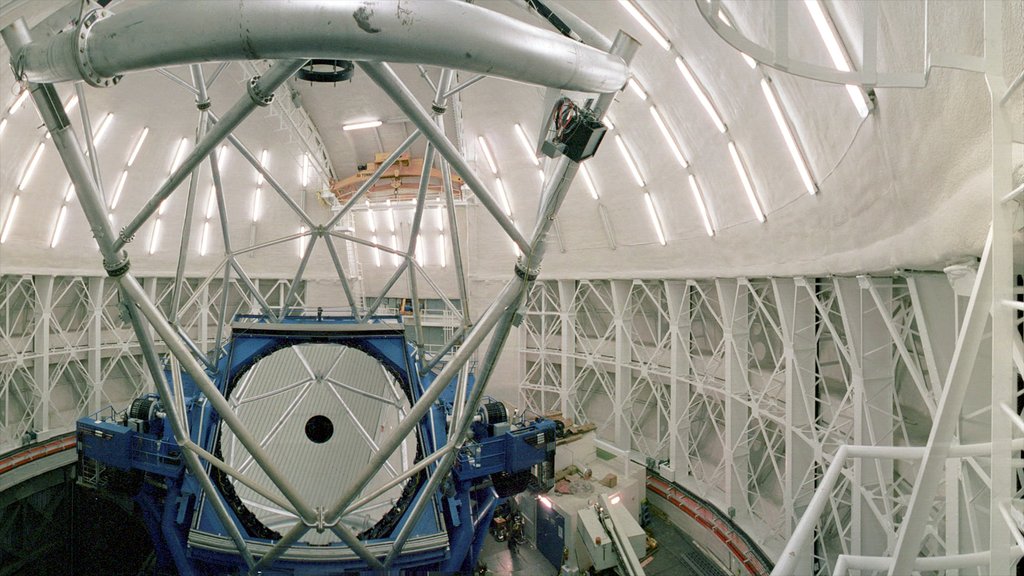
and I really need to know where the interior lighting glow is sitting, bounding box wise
[438,234,447,268]
[302,154,310,187]
[367,206,377,233]
[513,123,539,166]
[218,145,228,171]
[256,149,268,186]
[675,57,727,133]
[206,186,218,219]
[49,205,68,248]
[8,91,28,115]
[169,137,189,175]
[371,234,382,267]
[627,77,648,100]
[643,191,667,246]
[148,219,161,255]
[64,183,75,203]
[538,495,553,509]
[390,234,401,266]
[92,113,113,145]
[0,118,7,137]
[199,221,210,256]
[435,205,445,232]
[343,119,383,131]
[477,136,498,175]
[538,169,545,186]
[609,494,621,505]
[415,234,425,267]
[603,116,616,131]
[580,165,599,200]
[649,106,687,168]
[251,188,261,223]
[728,141,765,223]
[761,78,816,195]
[495,178,512,217]
[386,199,396,232]
[298,226,308,257]
[110,170,129,210]
[804,0,870,118]
[614,135,645,188]
[742,53,757,68]
[63,94,78,113]
[18,142,46,191]
[617,0,670,50]
[0,195,20,244]
[127,127,149,167]
[687,174,715,237]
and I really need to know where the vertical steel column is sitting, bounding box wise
[611,280,633,452]
[836,277,894,556]
[772,277,816,574]
[716,278,751,518]
[558,280,576,417]
[88,277,104,413]
[665,280,692,482]
[32,276,53,433]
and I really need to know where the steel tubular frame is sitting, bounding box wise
[2,3,631,571]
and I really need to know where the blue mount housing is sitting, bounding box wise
[75,314,555,575]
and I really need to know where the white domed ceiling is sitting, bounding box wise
[0,0,1021,285]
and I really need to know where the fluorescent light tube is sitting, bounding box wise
[1,195,20,244]
[200,221,210,256]
[18,142,46,190]
[371,234,382,267]
[50,205,68,248]
[580,165,599,200]
[477,136,498,174]
[302,154,309,187]
[127,127,149,167]
[8,91,28,114]
[649,106,687,168]
[251,188,261,223]
[148,218,161,254]
[617,0,671,50]
[64,95,78,114]
[438,234,447,268]
[495,178,512,217]
[687,174,715,237]
[110,170,128,210]
[169,137,188,175]
[761,78,816,195]
[615,135,645,187]
[627,77,648,100]
[804,0,870,117]
[728,141,765,222]
[643,191,667,245]
[513,123,539,166]
[256,149,268,186]
[343,119,383,131]
[92,113,113,145]
[675,57,727,133]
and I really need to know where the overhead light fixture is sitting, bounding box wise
[760,78,816,195]
[728,141,765,223]
[169,137,189,175]
[218,145,228,171]
[49,205,68,248]
[200,221,210,256]
[438,234,447,268]
[580,164,599,200]
[298,226,308,257]
[477,136,498,175]
[617,0,671,51]
[256,149,268,186]
[127,127,149,167]
[687,174,715,237]
[513,123,539,166]
[0,118,7,137]
[390,234,401,266]
[804,0,870,118]
[251,188,261,223]
[63,94,79,114]
[538,168,545,186]
[649,106,687,168]
[614,135,645,188]
[367,206,377,233]
[627,77,648,100]
[148,218,162,255]
[8,91,28,115]
[386,199,396,232]
[1,195,20,244]
[675,57,727,133]
[371,234,382,267]
[64,183,75,203]
[643,191,667,246]
[110,170,129,210]
[206,185,217,219]
[343,119,383,131]
[603,116,616,131]
[538,494,553,509]
[301,153,310,187]
[18,142,46,191]
[436,205,445,232]
[609,494,621,505]
[92,112,114,145]
[415,234,425,267]
[495,178,513,217]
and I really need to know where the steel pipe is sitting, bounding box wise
[10,1,627,93]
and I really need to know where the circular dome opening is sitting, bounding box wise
[216,342,420,544]
[304,415,334,443]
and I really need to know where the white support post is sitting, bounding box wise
[716,278,751,518]
[665,280,692,481]
[32,276,53,435]
[558,280,576,418]
[611,280,633,452]
[836,277,895,556]
[772,277,816,573]
[89,277,105,414]
[199,282,209,353]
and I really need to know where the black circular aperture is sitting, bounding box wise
[304,415,334,444]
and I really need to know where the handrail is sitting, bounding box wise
[0,432,76,476]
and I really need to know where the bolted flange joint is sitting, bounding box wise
[514,258,539,282]
[431,103,447,115]
[103,252,131,278]
[74,9,123,88]
[196,99,211,111]
[246,76,275,107]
